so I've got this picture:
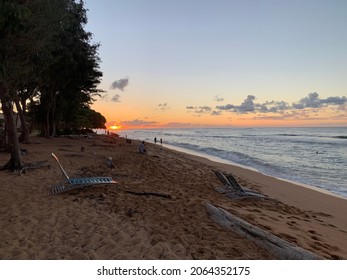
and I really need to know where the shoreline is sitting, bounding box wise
[121,127,347,200]
[1,135,346,259]
[163,143,347,201]
[153,140,347,232]
[168,145,347,227]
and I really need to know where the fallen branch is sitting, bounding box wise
[126,191,172,199]
[205,202,322,260]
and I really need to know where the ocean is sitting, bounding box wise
[119,127,347,198]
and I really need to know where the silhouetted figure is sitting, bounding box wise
[138,141,146,154]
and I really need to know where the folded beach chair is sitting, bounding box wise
[50,153,117,195]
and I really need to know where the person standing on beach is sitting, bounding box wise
[154,137,157,144]
[160,138,163,145]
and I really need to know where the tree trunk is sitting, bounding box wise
[14,97,30,143]
[45,104,50,138]
[28,97,35,134]
[51,92,57,137]
[44,91,58,138]
[0,86,23,170]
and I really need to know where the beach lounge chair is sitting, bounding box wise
[50,153,117,195]
[214,170,267,199]
[214,170,245,193]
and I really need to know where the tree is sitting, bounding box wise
[0,0,28,169]
[0,0,103,169]
[34,0,103,137]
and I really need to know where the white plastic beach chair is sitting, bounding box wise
[50,153,117,195]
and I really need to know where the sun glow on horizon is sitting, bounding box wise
[109,124,122,130]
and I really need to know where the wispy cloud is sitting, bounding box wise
[157,103,170,111]
[121,119,158,127]
[214,95,224,102]
[111,94,121,102]
[186,106,213,114]
[211,110,222,116]
[165,122,201,128]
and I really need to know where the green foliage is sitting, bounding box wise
[1,0,106,137]
[76,107,106,130]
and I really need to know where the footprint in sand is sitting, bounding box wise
[279,233,298,243]
[311,241,331,250]
[327,224,337,228]
[289,215,301,221]
[310,236,320,241]
[261,225,272,231]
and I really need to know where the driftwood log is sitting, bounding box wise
[206,202,322,260]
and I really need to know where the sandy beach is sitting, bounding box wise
[0,134,346,260]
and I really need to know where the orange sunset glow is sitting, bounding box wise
[86,1,347,130]
[109,124,122,130]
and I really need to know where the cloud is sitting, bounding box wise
[121,119,158,127]
[238,95,256,112]
[292,92,320,109]
[197,106,212,114]
[338,103,347,111]
[330,114,347,120]
[110,78,129,91]
[216,92,346,114]
[186,106,212,114]
[293,92,347,109]
[107,77,129,102]
[216,95,256,113]
[111,94,121,102]
[253,111,310,120]
[186,105,223,117]
[211,110,222,116]
[214,95,224,102]
[165,122,199,128]
[216,104,235,110]
[260,100,290,113]
[158,103,170,111]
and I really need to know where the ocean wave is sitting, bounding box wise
[277,133,300,137]
[170,141,271,172]
[124,127,347,198]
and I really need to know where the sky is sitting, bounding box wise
[84,0,347,129]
